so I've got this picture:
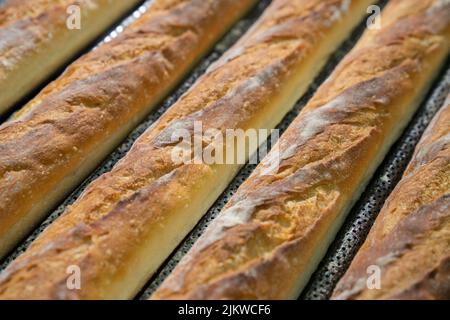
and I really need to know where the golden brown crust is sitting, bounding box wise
[0,0,256,257]
[151,0,450,300]
[332,94,450,300]
[0,0,143,113]
[0,0,371,299]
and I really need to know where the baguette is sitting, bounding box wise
[152,0,450,300]
[0,0,373,299]
[0,0,143,114]
[0,0,257,258]
[332,94,450,300]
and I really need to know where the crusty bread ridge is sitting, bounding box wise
[0,0,143,114]
[151,0,450,300]
[0,0,373,299]
[332,93,450,300]
[0,0,257,258]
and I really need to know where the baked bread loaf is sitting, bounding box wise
[0,0,373,299]
[332,93,450,300]
[151,0,450,300]
[0,0,257,258]
[0,0,142,114]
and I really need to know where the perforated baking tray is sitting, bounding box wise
[1,0,449,301]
